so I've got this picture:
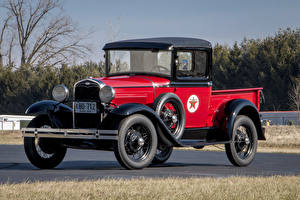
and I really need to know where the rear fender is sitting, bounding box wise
[25,100,73,128]
[225,99,265,141]
[101,103,180,146]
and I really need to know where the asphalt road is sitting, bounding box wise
[0,145,300,183]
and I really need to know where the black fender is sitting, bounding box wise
[25,100,73,128]
[101,103,181,146]
[226,99,265,141]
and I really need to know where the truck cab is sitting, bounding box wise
[22,37,265,170]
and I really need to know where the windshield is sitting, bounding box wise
[107,50,172,76]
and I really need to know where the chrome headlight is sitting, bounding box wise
[99,85,115,103]
[52,84,69,102]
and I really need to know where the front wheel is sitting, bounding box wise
[225,115,258,166]
[114,114,158,169]
[24,115,67,169]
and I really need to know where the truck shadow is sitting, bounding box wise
[0,161,232,171]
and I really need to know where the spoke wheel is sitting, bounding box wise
[24,115,67,169]
[152,144,173,164]
[153,93,185,140]
[114,114,157,169]
[225,115,257,167]
[159,102,180,134]
[234,125,253,160]
[124,124,152,162]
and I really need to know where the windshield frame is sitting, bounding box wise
[105,49,173,78]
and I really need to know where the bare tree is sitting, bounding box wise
[2,0,90,67]
[0,15,12,66]
[289,80,300,125]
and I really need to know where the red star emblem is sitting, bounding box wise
[189,97,198,109]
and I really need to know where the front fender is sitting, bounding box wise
[101,103,181,146]
[25,100,73,128]
[25,100,72,114]
[226,99,265,140]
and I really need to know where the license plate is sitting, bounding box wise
[74,102,97,114]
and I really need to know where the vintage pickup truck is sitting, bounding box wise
[22,37,265,169]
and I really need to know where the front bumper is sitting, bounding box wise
[21,128,118,140]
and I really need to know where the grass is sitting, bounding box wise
[0,176,300,200]
[0,131,22,145]
[1,126,300,153]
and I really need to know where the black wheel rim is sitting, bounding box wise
[124,124,152,162]
[156,144,171,159]
[234,125,254,159]
[34,125,54,159]
[159,100,181,136]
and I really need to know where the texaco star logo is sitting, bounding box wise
[187,95,199,113]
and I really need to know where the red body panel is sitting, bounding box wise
[208,88,262,127]
[95,75,262,129]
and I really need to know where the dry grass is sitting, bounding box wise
[182,125,300,154]
[260,125,300,148]
[0,176,299,200]
[0,131,22,145]
[1,126,300,153]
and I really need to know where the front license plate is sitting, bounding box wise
[74,102,97,114]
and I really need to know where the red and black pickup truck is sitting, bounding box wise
[22,37,265,169]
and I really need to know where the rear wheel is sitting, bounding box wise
[152,144,173,164]
[114,114,157,169]
[225,115,257,166]
[24,115,67,169]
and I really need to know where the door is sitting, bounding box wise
[173,50,211,128]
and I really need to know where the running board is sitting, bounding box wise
[21,128,118,140]
[177,139,231,147]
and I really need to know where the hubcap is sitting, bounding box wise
[234,125,253,159]
[159,101,180,135]
[124,124,151,161]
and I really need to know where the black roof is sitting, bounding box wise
[103,37,211,50]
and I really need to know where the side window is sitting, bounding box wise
[176,51,208,79]
[194,51,207,77]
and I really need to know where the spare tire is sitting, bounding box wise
[153,93,185,140]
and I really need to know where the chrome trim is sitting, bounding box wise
[73,78,105,100]
[169,81,212,87]
[137,76,156,101]
[22,128,118,140]
[52,84,70,102]
[72,102,75,128]
[99,85,115,103]
[113,86,153,88]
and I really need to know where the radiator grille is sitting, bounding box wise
[74,80,102,128]
[74,80,100,101]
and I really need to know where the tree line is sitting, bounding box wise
[212,28,300,111]
[0,28,299,114]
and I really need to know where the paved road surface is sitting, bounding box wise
[0,145,299,183]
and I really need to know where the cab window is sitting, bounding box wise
[176,51,208,79]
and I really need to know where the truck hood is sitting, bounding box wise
[94,75,170,88]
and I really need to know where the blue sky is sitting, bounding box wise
[53,0,300,61]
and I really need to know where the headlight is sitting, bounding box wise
[52,84,69,102]
[99,85,115,103]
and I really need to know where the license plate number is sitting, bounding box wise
[74,102,97,114]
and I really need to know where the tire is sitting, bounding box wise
[114,114,158,169]
[225,115,258,167]
[153,93,185,140]
[152,144,173,164]
[24,115,67,169]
